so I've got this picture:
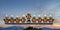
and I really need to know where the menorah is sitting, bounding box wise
[3,13,54,25]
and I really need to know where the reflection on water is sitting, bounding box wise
[0,26,60,30]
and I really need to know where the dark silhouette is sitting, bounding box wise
[24,27,41,30]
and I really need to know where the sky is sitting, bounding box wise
[0,0,60,23]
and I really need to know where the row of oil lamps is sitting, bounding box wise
[3,13,54,24]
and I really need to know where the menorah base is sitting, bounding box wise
[5,23,53,25]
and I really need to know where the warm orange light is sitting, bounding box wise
[26,13,31,19]
[32,17,36,22]
[21,17,26,23]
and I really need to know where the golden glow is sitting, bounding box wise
[38,17,42,23]
[26,13,31,19]
[44,19,47,22]
[21,17,26,22]
[32,17,36,22]
[16,19,19,22]
[38,19,42,23]
[43,17,47,22]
